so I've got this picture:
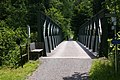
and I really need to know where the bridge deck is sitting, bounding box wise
[27,41,95,80]
[47,41,95,58]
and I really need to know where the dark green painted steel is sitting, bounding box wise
[78,9,109,57]
[37,11,63,56]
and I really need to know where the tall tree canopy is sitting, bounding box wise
[93,0,105,14]
[46,0,75,39]
[71,0,93,39]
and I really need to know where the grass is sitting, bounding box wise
[89,58,120,80]
[0,60,40,80]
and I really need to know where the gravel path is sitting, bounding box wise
[27,41,94,80]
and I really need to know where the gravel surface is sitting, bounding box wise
[27,41,94,80]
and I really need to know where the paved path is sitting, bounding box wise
[47,41,92,58]
[27,41,94,80]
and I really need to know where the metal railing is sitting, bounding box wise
[78,9,109,57]
[37,11,63,56]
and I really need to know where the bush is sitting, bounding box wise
[0,27,27,68]
[30,32,38,42]
[89,58,120,80]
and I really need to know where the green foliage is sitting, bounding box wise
[0,0,44,67]
[0,27,17,67]
[105,0,120,29]
[46,6,64,25]
[93,0,105,14]
[49,0,63,10]
[0,60,39,80]
[0,25,27,68]
[75,0,93,16]
[46,0,74,39]
[60,0,75,18]
[30,32,38,42]
[71,0,93,40]
[89,59,120,80]
[0,0,28,28]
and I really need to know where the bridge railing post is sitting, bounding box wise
[99,15,108,57]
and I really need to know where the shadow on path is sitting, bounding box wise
[63,72,89,80]
[77,41,96,59]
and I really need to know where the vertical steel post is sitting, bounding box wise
[27,25,30,61]
[20,45,23,68]
[114,0,118,74]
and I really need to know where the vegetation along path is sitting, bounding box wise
[27,41,95,80]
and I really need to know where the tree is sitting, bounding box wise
[0,0,46,67]
[71,0,93,40]
[93,0,105,14]
[46,0,74,39]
